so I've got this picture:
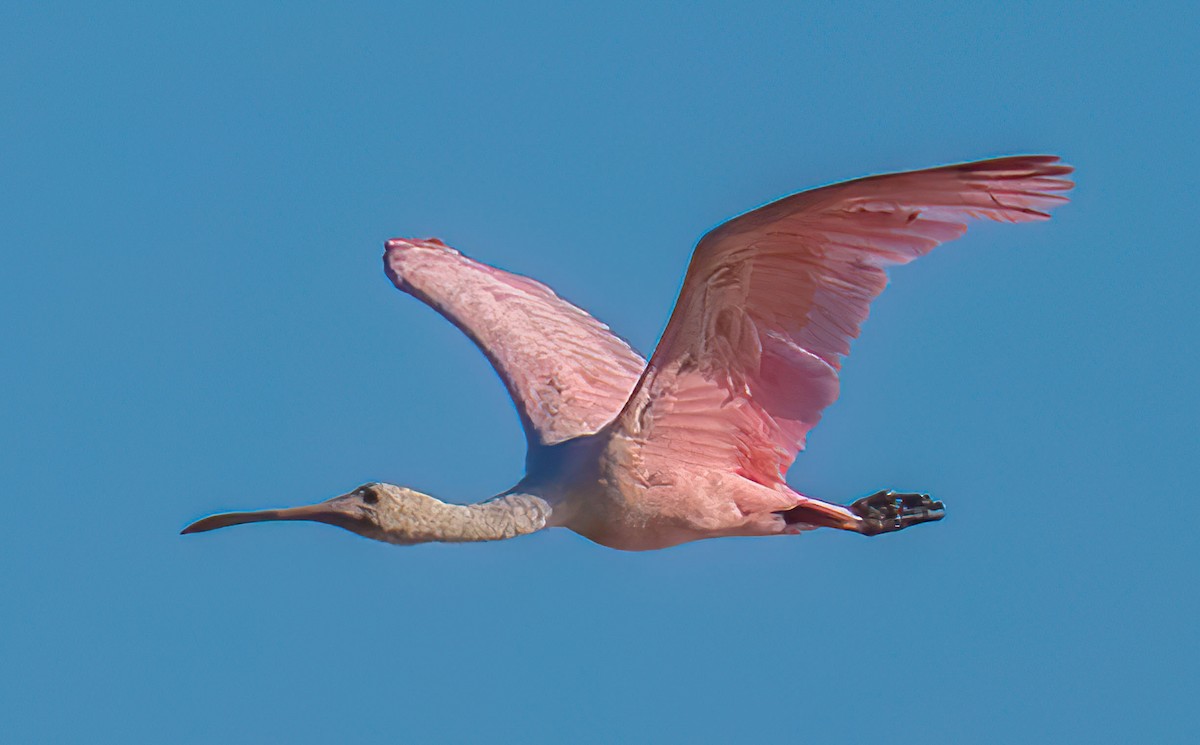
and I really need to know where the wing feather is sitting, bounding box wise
[384,239,646,447]
[615,155,1074,489]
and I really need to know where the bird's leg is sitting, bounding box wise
[846,490,945,536]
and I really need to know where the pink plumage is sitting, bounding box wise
[384,237,646,446]
[621,156,1074,488]
[183,156,1073,550]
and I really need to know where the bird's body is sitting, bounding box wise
[521,431,839,550]
[183,155,1073,550]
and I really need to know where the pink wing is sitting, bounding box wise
[384,238,647,447]
[614,155,1074,488]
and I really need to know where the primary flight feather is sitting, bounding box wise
[183,155,1073,550]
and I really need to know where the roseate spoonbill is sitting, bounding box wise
[182,155,1072,550]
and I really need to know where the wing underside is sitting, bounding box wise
[384,238,647,448]
[616,156,1074,489]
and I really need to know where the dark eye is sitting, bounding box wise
[360,488,379,505]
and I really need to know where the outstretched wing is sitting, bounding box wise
[614,155,1074,488]
[384,238,646,447]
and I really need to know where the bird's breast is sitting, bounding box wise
[533,434,747,551]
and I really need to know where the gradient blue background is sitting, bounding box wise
[3,2,1196,742]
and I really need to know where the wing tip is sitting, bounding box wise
[383,236,456,255]
[964,155,1075,220]
[382,237,462,288]
[967,154,1075,179]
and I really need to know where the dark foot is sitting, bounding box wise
[849,491,945,536]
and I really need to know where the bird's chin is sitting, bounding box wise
[308,511,375,536]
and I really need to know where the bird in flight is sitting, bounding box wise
[183,155,1073,550]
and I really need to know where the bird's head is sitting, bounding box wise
[180,482,425,543]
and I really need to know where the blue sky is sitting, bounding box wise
[3,2,1196,742]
